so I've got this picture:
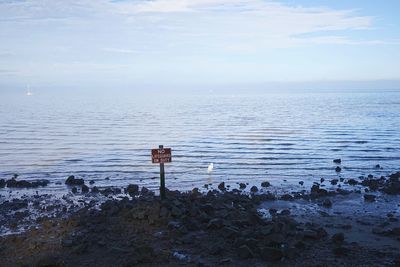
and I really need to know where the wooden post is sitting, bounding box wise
[159,145,166,200]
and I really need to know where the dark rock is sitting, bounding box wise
[347,179,358,186]
[322,199,332,208]
[89,180,95,185]
[375,164,381,169]
[35,255,64,267]
[320,178,325,183]
[237,245,254,259]
[330,179,339,185]
[332,232,345,243]
[260,247,283,261]
[81,184,89,193]
[250,186,258,193]
[364,194,376,202]
[91,186,99,193]
[335,166,342,172]
[207,218,224,229]
[5,178,49,188]
[0,179,6,188]
[299,181,304,186]
[239,183,246,189]
[218,182,225,191]
[71,187,78,194]
[333,159,341,164]
[281,194,293,201]
[65,175,84,186]
[126,184,139,197]
[333,246,347,256]
[261,181,271,188]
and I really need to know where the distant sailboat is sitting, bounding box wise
[26,85,33,96]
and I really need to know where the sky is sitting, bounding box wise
[0,0,400,91]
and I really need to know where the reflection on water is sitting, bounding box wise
[0,89,399,193]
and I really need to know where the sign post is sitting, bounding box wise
[151,145,172,200]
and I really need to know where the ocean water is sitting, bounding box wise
[0,89,399,194]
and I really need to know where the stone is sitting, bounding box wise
[65,175,84,186]
[91,186,99,193]
[299,181,304,186]
[126,184,139,196]
[218,182,225,191]
[320,178,325,183]
[347,179,358,186]
[281,194,293,201]
[332,232,345,243]
[322,199,332,208]
[207,218,224,229]
[260,247,283,261]
[333,159,341,164]
[71,187,78,194]
[81,184,89,193]
[250,186,258,193]
[375,164,381,169]
[364,194,376,202]
[335,166,342,172]
[0,179,5,188]
[237,245,254,259]
[239,183,246,189]
[330,179,339,185]
[261,181,271,188]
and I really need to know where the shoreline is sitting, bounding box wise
[0,172,399,266]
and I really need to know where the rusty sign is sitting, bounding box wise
[151,147,172,164]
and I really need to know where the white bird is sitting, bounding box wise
[207,163,214,173]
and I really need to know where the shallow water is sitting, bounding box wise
[0,89,399,195]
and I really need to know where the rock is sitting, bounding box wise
[281,194,293,201]
[71,187,78,194]
[332,233,345,243]
[320,178,325,183]
[35,255,64,267]
[250,186,258,193]
[239,183,246,189]
[335,166,342,172]
[209,242,224,255]
[5,178,49,188]
[126,184,139,196]
[333,159,341,164]
[207,218,224,229]
[81,184,89,193]
[364,194,376,202]
[89,180,95,185]
[261,181,271,188]
[330,179,339,185]
[65,175,84,186]
[333,246,348,256]
[347,179,358,186]
[299,181,304,186]
[237,245,254,259]
[218,182,225,191]
[91,186,99,193]
[375,164,381,169]
[322,199,332,208]
[141,187,150,195]
[260,246,283,261]
[0,179,6,188]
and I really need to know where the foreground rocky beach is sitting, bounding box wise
[1,171,400,267]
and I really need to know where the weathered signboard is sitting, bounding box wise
[151,147,172,164]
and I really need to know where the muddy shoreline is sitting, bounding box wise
[0,172,399,266]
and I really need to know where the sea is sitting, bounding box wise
[0,88,399,195]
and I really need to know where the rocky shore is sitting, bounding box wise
[0,171,400,266]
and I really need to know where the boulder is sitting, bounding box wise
[65,176,84,186]
[250,186,258,193]
[218,182,226,191]
[335,166,342,172]
[126,184,139,196]
[81,184,89,193]
[261,181,271,188]
[239,183,246,189]
[333,159,341,164]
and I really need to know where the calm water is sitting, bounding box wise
[0,89,399,194]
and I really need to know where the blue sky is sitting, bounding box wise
[0,0,399,90]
